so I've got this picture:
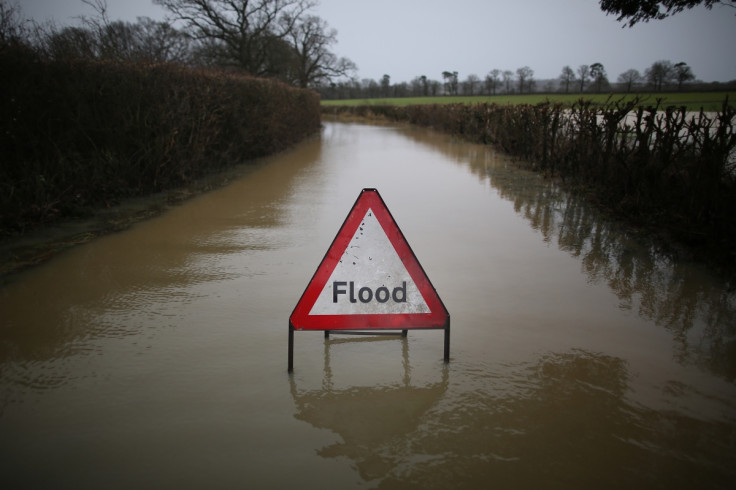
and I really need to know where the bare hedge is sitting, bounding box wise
[1,49,321,233]
[326,100,736,263]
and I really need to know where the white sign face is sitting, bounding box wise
[309,209,430,315]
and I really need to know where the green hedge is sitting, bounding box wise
[1,49,321,233]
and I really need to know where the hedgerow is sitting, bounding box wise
[1,48,321,233]
[325,99,736,263]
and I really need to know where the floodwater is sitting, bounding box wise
[1,121,735,489]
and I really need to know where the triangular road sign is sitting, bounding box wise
[290,188,449,331]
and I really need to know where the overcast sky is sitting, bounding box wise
[17,0,736,83]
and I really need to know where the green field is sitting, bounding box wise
[321,92,736,111]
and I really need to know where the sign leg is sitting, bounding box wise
[443,319,451,363]
[288,323,294,373]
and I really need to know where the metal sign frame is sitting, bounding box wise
[288,188,450,372]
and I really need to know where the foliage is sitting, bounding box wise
[599,0,735,27]
[589,63,609,93]
[0,48,321,233]
[442,71,459,96]
[674,62,696,90]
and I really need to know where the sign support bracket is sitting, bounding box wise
[287,188,450,373]
[288,320,450,372]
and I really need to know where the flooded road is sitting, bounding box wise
[1,121,735,489]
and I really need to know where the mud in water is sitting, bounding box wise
[1,122,735,489]
[0,154,283,281]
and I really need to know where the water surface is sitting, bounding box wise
[1,121,735,489]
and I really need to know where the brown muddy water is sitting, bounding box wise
[1,121,735,489]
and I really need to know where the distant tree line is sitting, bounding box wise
[3,0,732,97]
[0,0,356,88]
[319,0,736,100]
[318,60,734,100]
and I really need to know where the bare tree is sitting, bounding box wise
[1,0,30,48]
[154,0,315,76]
[516,66,533,94]
[286,15,355,88]
[559,65,576,93]
[362,78,379,98]
[409,76,423,96]
[463,74,480,95]
[428,79,441,96]
[38,2,191,64]
[645,59,673,91]
[93,19,189,63]
[502,70,513,93]
[409,75,431,96]
[42,26,98,59]
[485,69,501,95]
[135,17,192,64]
[393,81,408,97]
[577,64,590,92]
[617,68,642,92]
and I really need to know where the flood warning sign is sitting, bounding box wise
[308,207,430,316]
[289,188,448,331]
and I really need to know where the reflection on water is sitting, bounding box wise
[514,169,736,380]
[0,139,321,399]
[287,124,736,488]
[290,336,449,482]
[1,122,735,488]
[398,126,736,381]
[294,343,736,488]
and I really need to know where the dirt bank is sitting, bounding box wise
[0,158,270,284]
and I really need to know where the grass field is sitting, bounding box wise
[321,92,736,111]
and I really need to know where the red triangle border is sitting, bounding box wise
[289,188,449,331]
